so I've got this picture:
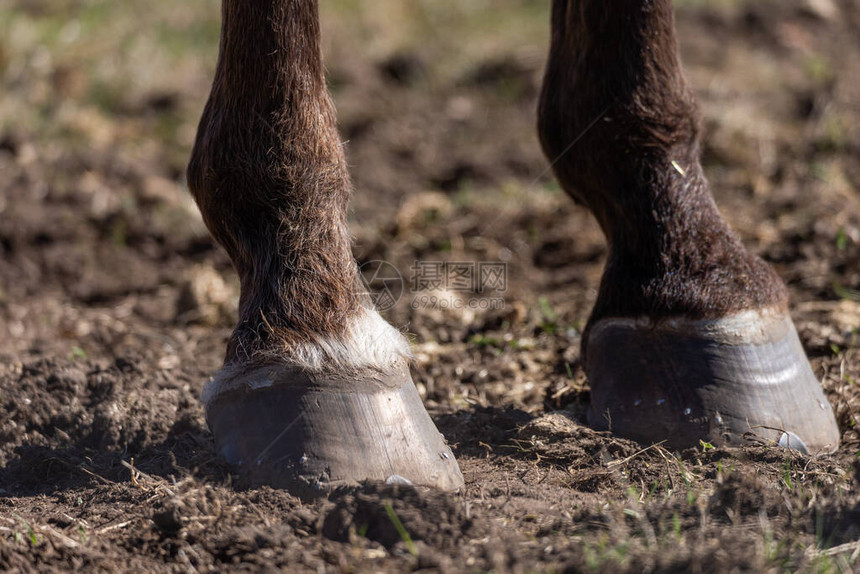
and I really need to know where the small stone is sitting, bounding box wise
[778,432,809,455]
[385,475,414,486]
[800,0,838,20]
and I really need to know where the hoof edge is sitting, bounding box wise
[204,361,464,497]
[586,310,840,453]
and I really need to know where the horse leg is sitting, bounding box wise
[538,0,839,452]
[187,0,463,494]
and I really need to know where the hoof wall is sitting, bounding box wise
[586,310,840,453]
[203,362,464,497]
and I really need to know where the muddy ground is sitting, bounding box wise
[1,0,860,571]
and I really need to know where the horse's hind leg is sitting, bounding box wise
[538,0,839,452]
[187,0,463,495]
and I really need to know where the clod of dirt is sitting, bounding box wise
[708,471,784,518]
[517,411,630,466]
[152,503,184,535]
[0,129,22,156]
[378,52,427,86]
[321,483,486,551]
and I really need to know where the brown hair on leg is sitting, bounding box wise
[187,0,367,366]
[538,0,788,335]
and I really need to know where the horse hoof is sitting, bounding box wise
[202,361,464,497]
[585,310,840,453]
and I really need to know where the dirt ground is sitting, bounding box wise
[1,0,860,571]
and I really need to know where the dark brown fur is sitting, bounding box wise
[187,0,362,363]
[537,0,788,337]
